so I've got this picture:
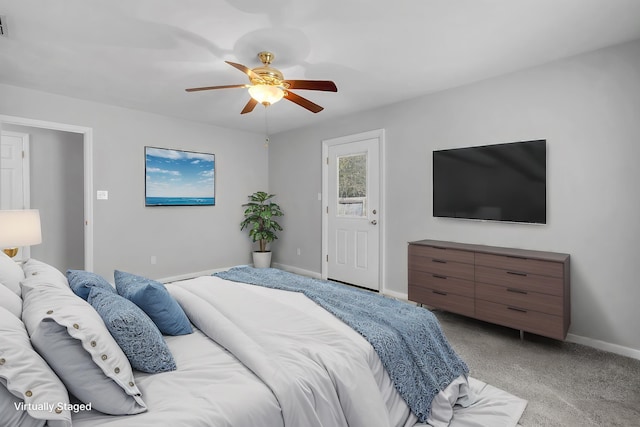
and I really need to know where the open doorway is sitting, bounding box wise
[0,114,94,271]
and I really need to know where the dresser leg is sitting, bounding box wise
[519,330,524,341]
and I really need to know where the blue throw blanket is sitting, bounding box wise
[214,267,468,422]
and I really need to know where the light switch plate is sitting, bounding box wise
[97,190,109,200]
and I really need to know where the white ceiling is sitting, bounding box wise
[1,0,640,135]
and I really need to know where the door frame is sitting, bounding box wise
[0,131,31,258]
[321,129,385,292]
[0,114,94,271]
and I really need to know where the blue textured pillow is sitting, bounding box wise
[67,270,116,300]
[87,287,176,374]
[114,270,192,336]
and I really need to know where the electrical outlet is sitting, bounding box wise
[96,190,108,200]
[150,256,157,265]
[297,248,301,256]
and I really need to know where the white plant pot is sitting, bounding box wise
[252,251,272,268]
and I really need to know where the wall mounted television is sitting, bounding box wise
[433,139,546,224]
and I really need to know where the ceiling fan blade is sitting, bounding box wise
[225,61,262,81]
[241,98,259,115]
[185,84,248,92]
[284,80,337,92]
[284,91,324,113]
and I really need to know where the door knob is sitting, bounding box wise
[370,220,377,225]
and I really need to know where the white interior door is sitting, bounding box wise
[1,131,31,259]
[324,132,382,291]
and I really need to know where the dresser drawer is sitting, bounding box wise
[409,270,474,298]
[409,285,474,317]
[475,300,565,340]
[475,283,563,316]
[475,253,564,278]
[409,255,474,281]
[475,265,563,296]
[409,244,474,264]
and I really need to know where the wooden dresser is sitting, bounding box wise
[408,239,570,340]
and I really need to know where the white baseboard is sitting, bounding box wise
[163,263,318,284]
[159,266,240,284]
[272,262,322,279]
[274,264,417,302]
[566,333,640,361]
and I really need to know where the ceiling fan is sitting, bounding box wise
[185,51,338,114]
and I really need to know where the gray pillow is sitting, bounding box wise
[0,306,71,427]
[20,278,147,415]
[87,286,176,373]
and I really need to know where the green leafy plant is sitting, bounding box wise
[240,191,284,252]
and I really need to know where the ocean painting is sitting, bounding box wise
[145,147,215,206]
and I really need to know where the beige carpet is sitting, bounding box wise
[433,310,640,426]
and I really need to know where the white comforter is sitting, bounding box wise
[171,276,419,427]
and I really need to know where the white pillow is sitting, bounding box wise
[0,306,72,427]
[0,251,25,296]
[20,278,147,415]
[0,283,22,318]
[22,258,68,285]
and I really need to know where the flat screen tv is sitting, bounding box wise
[433,140,546,224]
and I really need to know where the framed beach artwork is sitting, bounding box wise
[145,146,215,206]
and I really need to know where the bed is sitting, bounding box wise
[0,253,526,427]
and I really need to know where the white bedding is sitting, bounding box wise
[71,327,283,426]
[71,274,526,427]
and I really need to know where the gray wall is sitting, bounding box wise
[268,39,640,353]
[0,85,268,281]
[2,124,84,272]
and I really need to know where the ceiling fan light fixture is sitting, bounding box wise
[248,84,284,106]
[185,51,336,114]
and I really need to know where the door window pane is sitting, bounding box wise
[337,153,367,217]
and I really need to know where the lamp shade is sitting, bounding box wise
[248,84,284,105]
[0,209,42,247]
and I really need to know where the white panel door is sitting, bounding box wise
[1,131,31,259]
[326,137,380,290]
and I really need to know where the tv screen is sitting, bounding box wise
[433,140,546,224]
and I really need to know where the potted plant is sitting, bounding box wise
[240,191,284,268]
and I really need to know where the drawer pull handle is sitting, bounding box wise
[507,288,528,295]
[432,259,447,264]
[432,290,448,296]
[507,271,527,277]
[507,306,528,313]
[432,274,447,280]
